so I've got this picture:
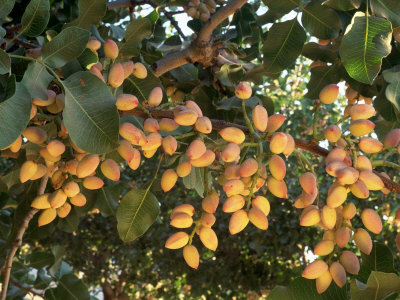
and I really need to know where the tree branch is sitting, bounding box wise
[0,175,48,300]
[14,38,39,49]
[108,0,187,41]
[121,107,400,194]
[196,0,246,41]
[151,0,246,77]
[9,278,44,298]
[164,11,187,41]
[107,0,135,9]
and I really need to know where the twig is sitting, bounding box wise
[13,38,39,49]
[4,24,22,37]
[108,0,137,9]
[165,10,185,15]
[9,278,44,297]
[164,11,187,41]
[0,175,49,300]
[151,0,247,76]
[121,107,400,193]
[108,0,187,42]
[372,160,400,171]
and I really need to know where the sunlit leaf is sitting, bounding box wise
[67,0,107,30]
[117,188,160,242]
[63,71,119,154]
[42,27,90,68]
[263,19,306,73]
[0,83,31,149]
[339,12,392,84]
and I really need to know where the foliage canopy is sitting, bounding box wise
[0,0,400,299]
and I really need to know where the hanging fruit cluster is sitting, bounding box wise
[1,35,399,293]
[185,0,217,21]
[295,84,400,293]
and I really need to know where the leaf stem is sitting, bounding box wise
[8,54,66,91]
[147,154,164,189]
[372,160,400,171]
[344,136,357,169]
[241,99,256,139]
[294,149,307,173]
[312,102,321,140]
[294,148,315,175]
[5,28,25,46]
[175,132,196,140]
[138,104,152,118]
[245,142,263,211]
[204,168,209,195]
[188,220,200,244]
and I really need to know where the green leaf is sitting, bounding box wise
[117,188,159,242]
[267,276,347,300]
[170,64,198,82]
[21,0,50,37]
[374,87,399,122]
[0,0,15,19]
[217,96,262,111]
[57,208,80,233]
[243,65,269,85]
[26,251,55,269]
[42,27,90,68]
[63,71,120,154]
[181,156,207,197]
[77,48,98,70]
[339,12,392,84]
[49,245,65,276]
[119,18,152,58]
[375,120,400,141]
[301,0,341,40]
[3,75,16,102]
[357,242,396,283]
[147,9,159,25]
[382,66,400,113]
[262,0,299,14]
[263,19,306,73]
[0,26,5,44]
[21,61,53,99]
[67,0,107,30]
[305,63,341,99]
[97,186,119,217]
[323,0,361,11]
[302,42,338,63]
[45,274,90,300]
[371,0,400,27]
[0,49,10,75]
[351,271,400,300]
[34,269,52,289]
[0,83,31,149]
[123,70,162,103]
[216,64,244,86]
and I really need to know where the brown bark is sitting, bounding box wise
[0,175,49,300]
[150,0,248,77]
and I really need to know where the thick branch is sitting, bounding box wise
[151,0,246,77]
[196,0,246,41]
[0,175,48,300]
[122,107,400,194]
